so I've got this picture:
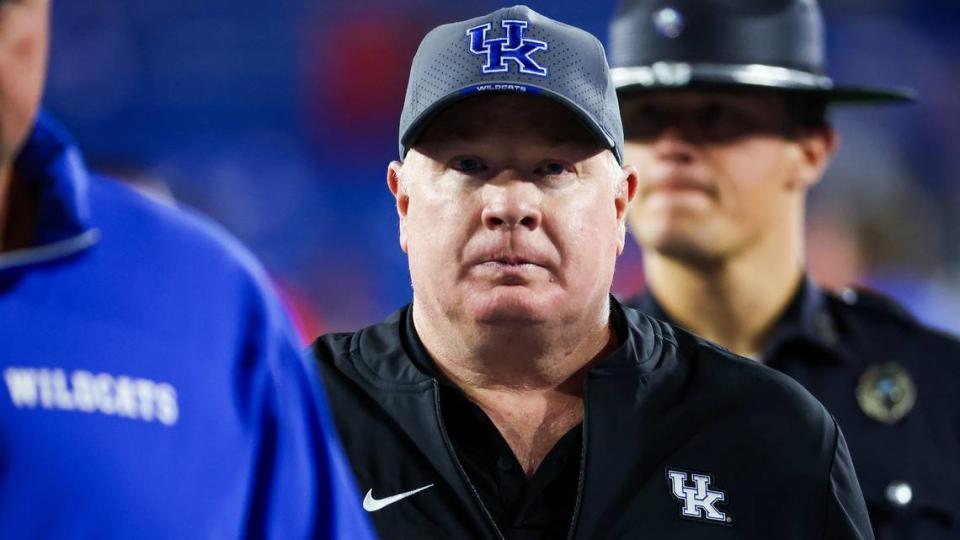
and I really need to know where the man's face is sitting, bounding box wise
[0,0,49,167]
[622,89,818,263]
[389,94,636,328]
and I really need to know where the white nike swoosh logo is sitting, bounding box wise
[363,484,435,512]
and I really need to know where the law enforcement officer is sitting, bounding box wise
[609,1,960,537]
[0,2,372,537]
[312,5,874,539]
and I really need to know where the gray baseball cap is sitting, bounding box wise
[399,5,624,164]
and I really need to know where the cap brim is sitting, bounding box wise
[400,83,623,163]
[611,63,916,104]
[617,81,916,104]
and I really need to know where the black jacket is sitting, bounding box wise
[629,279,960,539]
[312,300,874,539]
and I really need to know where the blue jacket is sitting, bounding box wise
[0,114,374,539]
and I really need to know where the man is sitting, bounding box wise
[609,0,960,538]
[313,5,873,539]
[0,2,372,538]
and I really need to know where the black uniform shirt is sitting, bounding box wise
[402,307,592,539]
[627,277,960,540]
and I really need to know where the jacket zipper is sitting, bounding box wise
[431,381,506,540]
[566,381,589,540]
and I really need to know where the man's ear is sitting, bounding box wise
[616,163,640,256]
[387,161,410,253]
[790,125,839,190]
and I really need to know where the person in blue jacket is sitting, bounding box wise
[0,2,374,538]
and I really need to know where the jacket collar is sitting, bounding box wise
[351,296,674,390]
[1,113,99,273]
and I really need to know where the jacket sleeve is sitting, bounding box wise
[245,282,375,539]
[823,417,875,540]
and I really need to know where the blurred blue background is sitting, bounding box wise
[44,0,960,340]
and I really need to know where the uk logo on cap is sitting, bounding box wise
[467,20,548,77]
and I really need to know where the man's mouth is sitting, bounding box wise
[477,259,543,272]
[472,255,549,283]
[486,256,538,266]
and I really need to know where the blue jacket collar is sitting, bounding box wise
[1,113,99,273]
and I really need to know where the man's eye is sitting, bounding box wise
[536,162,569,176]
[698,103,750,130]
[453,157,485,173]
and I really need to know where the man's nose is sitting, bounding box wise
[652,127,698,164]
[481,177,543,231]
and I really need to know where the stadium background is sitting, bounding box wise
[44,0,960,340]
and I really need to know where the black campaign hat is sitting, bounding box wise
[608,0,915,103]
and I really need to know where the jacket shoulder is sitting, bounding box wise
[87,175,303,358]
[672,324,834,426]
[309,308,429,389]
[89,174,257,270]
[311,332,357,364]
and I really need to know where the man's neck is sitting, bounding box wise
[644,234,804,359]
[412,298,615,390]
[0,162,38,253]
[412,298,616,476]
[0,162,13,252]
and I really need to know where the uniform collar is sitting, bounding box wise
[761,276,845,363]
[626,275,847,364]
[1,113,99,273]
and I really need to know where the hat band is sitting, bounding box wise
[611,62,834,91]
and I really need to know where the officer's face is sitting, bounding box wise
[621,89,832,262]
[389,94,637,328]
[0,0,49,168]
